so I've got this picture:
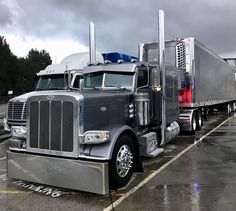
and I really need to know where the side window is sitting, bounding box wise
[137,68,148,87]
[73,75,81,88]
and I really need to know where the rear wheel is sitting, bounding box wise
[109,135,135,189]
[227,104,232,114]
[190,111,197,134]
[231,102,236,112]
[196,109,203,130]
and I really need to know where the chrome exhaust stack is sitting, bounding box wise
[89,21,96,64]
[158,9,166,146]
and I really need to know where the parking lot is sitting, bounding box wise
[0,111,235,210]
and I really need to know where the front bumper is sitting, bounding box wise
[7,151,109,194]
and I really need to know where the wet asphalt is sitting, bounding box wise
[0,112,235,210]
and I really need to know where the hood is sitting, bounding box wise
[9,90,78,103]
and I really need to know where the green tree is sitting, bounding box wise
[0,36,18,96]
[23,49,52,92]
[0,36,52,96]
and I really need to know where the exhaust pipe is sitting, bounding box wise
[159,9,166,146]
[89,21,96,64]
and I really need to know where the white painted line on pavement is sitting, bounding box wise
[0,157,6,161]
[103,114,236,211]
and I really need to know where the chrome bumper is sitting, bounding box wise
[7,151,109,194]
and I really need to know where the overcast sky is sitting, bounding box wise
[0,0,236,63]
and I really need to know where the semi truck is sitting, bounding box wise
[6,11,236,194]
[3,52,101,132]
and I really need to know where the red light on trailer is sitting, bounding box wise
[178,84,192,103]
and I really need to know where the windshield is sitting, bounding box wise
[35,74,68,90]
[84,72,134,88]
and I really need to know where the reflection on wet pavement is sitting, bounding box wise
[0,113,235,210]
[116,114,236,210]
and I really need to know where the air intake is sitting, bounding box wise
[176,43,186,69]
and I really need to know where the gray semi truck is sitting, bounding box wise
[6,11,236,194]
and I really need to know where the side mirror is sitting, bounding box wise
[80,79,84,89]
[8,90,13,95]
[8,90,13,99]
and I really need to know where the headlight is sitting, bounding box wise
[11,126,27,139]
[83,131,110,144]
[3,117,10,131]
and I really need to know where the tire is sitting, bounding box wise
[203,107,208,121]
[232,102,236,112]
[109,135,135,189]
[196,109,203,130]
[190,111,197,135]
[227,104,232,115]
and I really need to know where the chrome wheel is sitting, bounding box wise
[192,114,197,131]
[199,114,202,127]
[109,135,135,189]
[228,104,231,114]
[196,109,203,130]
[116,144,133,178]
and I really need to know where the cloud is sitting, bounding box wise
[0,1,13,26]
[1,0,236,58]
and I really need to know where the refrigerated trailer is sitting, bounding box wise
[140,37,236,133]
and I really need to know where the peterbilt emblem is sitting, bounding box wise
[47,95,56,100]
[100,106,107,112]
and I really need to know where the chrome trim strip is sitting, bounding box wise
[60,101,63,151]
[49,101,51,150]
[38,101,41,148]
[21,102,26,120]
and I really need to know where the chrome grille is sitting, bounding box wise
[8,102,26,121]
[29,100,74,154]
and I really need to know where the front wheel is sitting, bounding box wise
[109,135,135,189]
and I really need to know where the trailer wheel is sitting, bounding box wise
[227,104,232,115]
[196,109,203,130]
[190,112,197,134]
[231,103,236,112]
[109,135,135,189]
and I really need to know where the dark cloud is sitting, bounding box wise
[2,0,236,56]
[0,1,13,26]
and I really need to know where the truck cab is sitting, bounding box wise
[7,61,180,194]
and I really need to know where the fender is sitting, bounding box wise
[79,124,138,160]
[79,124,143,172]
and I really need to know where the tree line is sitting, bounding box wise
[0,36,52,96]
